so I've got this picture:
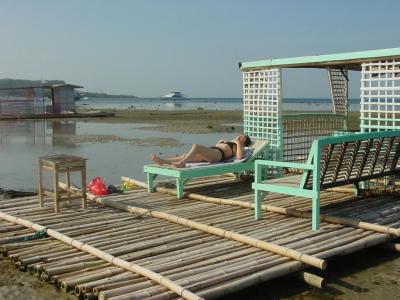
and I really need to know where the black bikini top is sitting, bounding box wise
[223,141,235,150]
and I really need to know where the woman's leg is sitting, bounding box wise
[172,144,222,168]
[151,153,185,165]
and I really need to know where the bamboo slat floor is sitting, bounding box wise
[0,174,399,300]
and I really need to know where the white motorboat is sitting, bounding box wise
[160,91,189,100]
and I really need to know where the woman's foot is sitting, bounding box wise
[151,154,169,165]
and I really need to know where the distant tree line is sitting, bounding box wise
[0,79,137,98]
[0,78,65,88]
[84,92,137,98]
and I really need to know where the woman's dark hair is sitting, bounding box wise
[244,135,251,147]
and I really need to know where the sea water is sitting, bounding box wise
[0,119,238,191]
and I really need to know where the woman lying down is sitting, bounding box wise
[151,134,251,168]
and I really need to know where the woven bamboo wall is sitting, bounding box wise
[282,114,346,163]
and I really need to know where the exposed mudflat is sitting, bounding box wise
[76,109,360,134]
[0,258,77,300]
[78,109,246,133]
[52,133,182,147]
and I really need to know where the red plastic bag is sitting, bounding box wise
[88,177,108,195]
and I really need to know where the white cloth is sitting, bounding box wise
[185,148,253,168]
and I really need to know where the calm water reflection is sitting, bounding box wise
[0,120,238,191]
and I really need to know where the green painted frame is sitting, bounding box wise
[253,130,400,231]
[240,47,400,70]
[144,161,255,199]
[144,140,270,199]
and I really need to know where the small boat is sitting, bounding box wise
[160,91,189,100]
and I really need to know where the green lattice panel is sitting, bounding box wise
[361,60,400,132]
[242,68,282,160]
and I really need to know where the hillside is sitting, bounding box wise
[84,92,137,98]
[0,79,137,98]
[0,78,65,88]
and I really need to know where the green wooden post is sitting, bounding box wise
[353,182,360,197]
[176,178,184,199]
[254,162,263,220]
[392,175,396,193]
[311,142,321,231]
[255,190,263,220]
[146,173,156,193]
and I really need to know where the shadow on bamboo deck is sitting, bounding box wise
[0,174,399,300]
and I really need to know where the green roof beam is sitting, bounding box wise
[240,47,400,71]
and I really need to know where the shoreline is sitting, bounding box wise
[75,109,361,133]
[1,109,361,134]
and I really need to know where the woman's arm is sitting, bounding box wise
[234,137,246,159]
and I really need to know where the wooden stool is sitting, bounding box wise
[38,154,87,213]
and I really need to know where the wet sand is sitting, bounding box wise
[0,257,76,300]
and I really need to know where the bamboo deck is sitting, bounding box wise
[0,174,399,300]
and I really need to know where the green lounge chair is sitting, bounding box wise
[253,130,400,230]
[144,140,269,198]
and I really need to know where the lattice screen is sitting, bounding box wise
[360,61,400,132]
[328,68,349,116]
[242,68,282,160]
[282,114,346,163]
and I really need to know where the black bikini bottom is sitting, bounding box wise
[210,146,226,161]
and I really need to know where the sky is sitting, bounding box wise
[0,0,399,98]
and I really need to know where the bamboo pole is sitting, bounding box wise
[78,186,326,270]
[53,234,218,289]
[382,243,400,252]
[0,210,203,300]
[84,242,248,295]
[120,177,400,237]
[201,261,301,299]
[99,225,378,298]
[296,271,325,289]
